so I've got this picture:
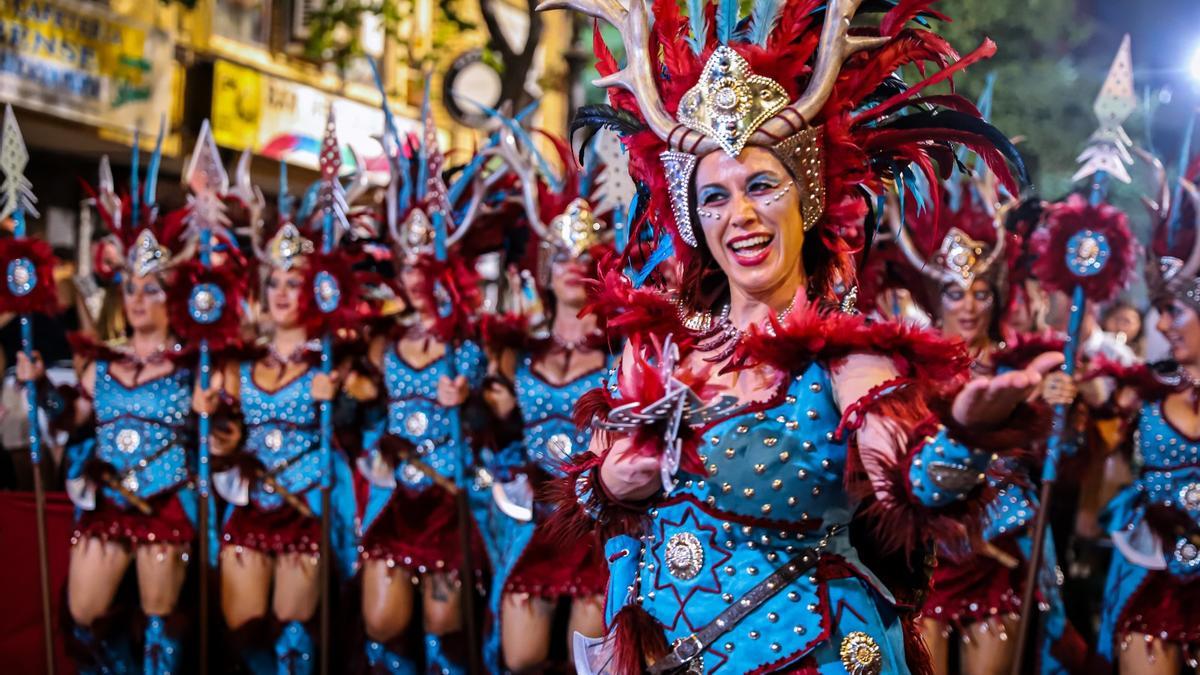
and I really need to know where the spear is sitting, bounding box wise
[0,104,55,675]
[1010,35,1138,671]
[183,120,232,675]
[315,109,350,675]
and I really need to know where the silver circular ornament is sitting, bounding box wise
[547,433,573,461]
[188,283,226,325]
[1064,230,1111,278]
[265,429,283,451]
[314,271,340,314]
[116,428,141,454]
[665,532,705,581]
[7,257,35,297]
[405,411,429,436]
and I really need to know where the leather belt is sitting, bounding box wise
[647,546,822,673]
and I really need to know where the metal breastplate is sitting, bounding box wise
[240,362,320,509]
[515,354,607,474]
[631,362,854,668]
[384,340,485,485]
[94,361,192,504]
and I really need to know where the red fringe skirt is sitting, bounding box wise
[222,502,321,556]
[72,490,195,547]
[919,535,1029,628]
[1117,570,1200,646]
[360,485,487,577]
[504,524,608,598]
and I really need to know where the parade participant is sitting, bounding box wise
[356,104,504,673]
[19,145,211,674]
[537,0,1065,671]
[201,189,362,673]
[889,179,1080,673]
[482,126,630,671]
[1095,160,1200,675]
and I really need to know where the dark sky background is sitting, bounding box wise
[1090,0,1200,154]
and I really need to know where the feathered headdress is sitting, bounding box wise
[555,0,1026,294]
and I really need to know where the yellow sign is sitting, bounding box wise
[212,60,262,150]
[0,0,177,135]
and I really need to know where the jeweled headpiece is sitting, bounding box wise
[549,198,604,259]
[265,222,314,270]
[551,0,1025,273]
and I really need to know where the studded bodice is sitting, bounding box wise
[240,362,320,510]
[514,353,609,475]
[1131,400,1200,514]
[384,340,485,486]
[93,361,193,505]
[622,362,861,670]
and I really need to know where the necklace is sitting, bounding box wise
[695,297,797,363]
[267,340,318,365]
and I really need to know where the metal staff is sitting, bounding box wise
[0,104,55,675]
[314,109,351,675]
[183,121,233,675]
[1010,36,1137,671]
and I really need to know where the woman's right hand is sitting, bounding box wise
[15,350,44,383]
[598,436,662,502]
[192,370,225,416]
[482,379,517,418]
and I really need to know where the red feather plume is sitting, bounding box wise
[1031,194,1137,303]
[168,261,245,352]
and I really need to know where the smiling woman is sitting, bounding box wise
[544,0,1067,672]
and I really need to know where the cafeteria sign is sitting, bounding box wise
[0,0,175,135]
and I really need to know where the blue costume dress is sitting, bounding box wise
[358,337,488,673]
[561,300,1042,675]
[1099,366,1200,663]
[486,348,612,666]
[214,359,359,674]
[918,335,1079,673]
[63,356,196,675]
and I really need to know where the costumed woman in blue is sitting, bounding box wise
[198,168,366,672]
[886,177,1085,673]
[480,124,633,671]
[19,140,224,674]
[538,0,1065,671]
[1093,157,1200,674]
[356,104,506,673]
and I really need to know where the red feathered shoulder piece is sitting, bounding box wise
[581,254,690,348]
[736,294,970,389]
[0,237,58,315]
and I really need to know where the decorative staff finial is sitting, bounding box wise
[318,108,351,241]
[184,120,231,233]
[1072,34,1137,184]
[0,105,38,223]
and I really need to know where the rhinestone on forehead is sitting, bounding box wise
[676,47,790,158]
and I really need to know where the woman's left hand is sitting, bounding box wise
[311,371,340,402]
[437,375,470,407]
[951,352,1065,428]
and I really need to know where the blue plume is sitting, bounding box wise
[130,128,141,229]
[748,0,781,46]
[368,56,414,213]
[579,133,602,196]
[716,0,738,44]
[685,0,708,54]
[630,233,674,288]
[297,182,321,224]
[145,117,165,207]
[278,161,292,220]
[416,76,432,201]
[472,99,563,193]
